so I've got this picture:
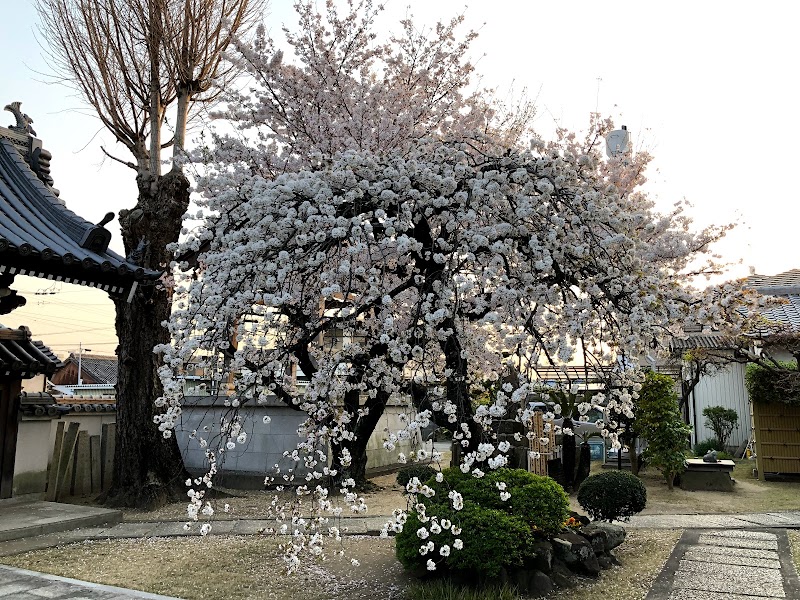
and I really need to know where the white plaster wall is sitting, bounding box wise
[365,402,420,470]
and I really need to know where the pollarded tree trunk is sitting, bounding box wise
[103,169,191,508]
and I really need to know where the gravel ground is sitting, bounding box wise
[1,529,680,600]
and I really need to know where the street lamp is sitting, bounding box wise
[77,342,92,385]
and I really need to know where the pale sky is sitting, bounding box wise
[1,0,799,356]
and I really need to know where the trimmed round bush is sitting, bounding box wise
[396,500,532,578]
[395,467,570,578]
[397,464,437,488]
[577,470,647,522]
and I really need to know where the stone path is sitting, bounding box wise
[645,529,800,600]
[0,564,181,599]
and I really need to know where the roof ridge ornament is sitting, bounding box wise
[4,101,36,136]
[2,101,58,194]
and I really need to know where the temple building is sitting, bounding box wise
[0,101,159,498]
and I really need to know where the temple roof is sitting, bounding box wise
[0,110,160,296]
[0,325,62,379]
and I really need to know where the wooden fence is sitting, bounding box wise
[753,402,800,477]
[45,421,115,500]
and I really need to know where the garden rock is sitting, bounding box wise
[551,532,601,575]
[527,540,554,573]
[579,522,626,552]
[549,559,574,588]
[528,570,554,597]
[597,555,614,570]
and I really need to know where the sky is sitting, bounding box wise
[1,0,799,357]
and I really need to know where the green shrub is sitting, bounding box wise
[395,501,533,578]
[396,467,569,578]
[746,362,800,406]
[702,406,739,449]
[397,464,437,488]
[426,468,570,535]
[577,470,647,522]
[694,438,722,456]
[636,371,692,489]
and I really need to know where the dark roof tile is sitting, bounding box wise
[0,133,160,295]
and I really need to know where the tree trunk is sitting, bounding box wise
[102,170,191,508]
[574,442,591,489]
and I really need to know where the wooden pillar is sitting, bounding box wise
[0,378,22,499]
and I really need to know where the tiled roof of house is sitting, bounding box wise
[0,108,160,296]
[66,353,119,385]
[0,324,62,378]
[746,270,800,333]
[747,269,800,295]
[670,333,732,351]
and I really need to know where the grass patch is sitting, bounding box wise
[1,530,680,600]
[408,580,517,600]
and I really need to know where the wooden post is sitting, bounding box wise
[0,379,23,499]
[74,430,91,496]
[45,421,65,501]
[90,435,101,494]
[55,421,80,500]
[101,422,116,491]
[752,402,764,480]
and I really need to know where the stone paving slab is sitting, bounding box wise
[645,529,800,600]
[669,591,781,600]
[701,529,779,541]
[683,548,781,570]
[0,502,122,543]
[678,558,784,583]
[697,533,778,550]
[672,571,785,597]
[626,511,800,529]
[687,544,782,561]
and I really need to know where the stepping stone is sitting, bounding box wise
[697,533,778,551]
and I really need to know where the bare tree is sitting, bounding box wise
[36,0,265,508]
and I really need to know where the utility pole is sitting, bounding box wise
[77,342,92,385]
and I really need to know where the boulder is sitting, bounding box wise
[527,540,554,573]
[528,570,554,597]
[549,559,574,589]
[551,532,601,576]
[580,522,626,553]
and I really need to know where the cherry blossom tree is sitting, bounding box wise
[158,117,755,567]
[153,0,761,571]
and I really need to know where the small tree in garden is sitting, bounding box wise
[702,406,739,450]
[636,371,691,489]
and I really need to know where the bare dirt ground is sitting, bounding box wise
[123,459,800,524]
[11,458,794,599]
[1,530,680,600]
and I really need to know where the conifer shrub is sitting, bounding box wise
[577,470,647,522]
